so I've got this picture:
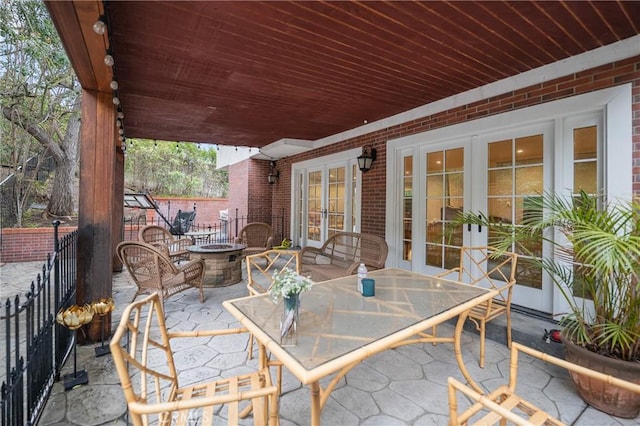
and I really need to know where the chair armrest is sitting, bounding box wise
[265,236,274,249]
[150,242,171,258]
[234,236,242,244]
[177,259,205,282]
[166,239,190,255]
[299,246,323,264]
[345,262,360,275]
[345,261,385,275]
[176,237,192,247]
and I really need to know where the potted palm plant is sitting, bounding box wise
[452,191,640,417]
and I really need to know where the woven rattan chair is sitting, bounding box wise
[448,342,640,425]
[300,232,388,281]
[434,246,518,368]
[110,293,279,426]
[116,241,205,304]
[235,222,274,256]
[139,224,192,263]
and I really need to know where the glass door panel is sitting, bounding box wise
[573,126,598,195]
[572,125,599,299]
[487,134,544,289]
[327,166,346,238]
[300,163,352,248]
[402,156,413,262]
[306,170,323,244]
[425,148,464,270]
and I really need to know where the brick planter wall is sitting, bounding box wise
[0,227,76,263]
[2,197,230,264]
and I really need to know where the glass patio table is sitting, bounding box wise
[223,267,497,425]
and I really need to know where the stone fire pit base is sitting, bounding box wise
[187,243,245,287]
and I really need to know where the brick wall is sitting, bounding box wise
[143,196,229,227]
[229,160,249,220]
[0,226,76,263]
[246,159,273,221]
[2,197,230,263]
[276,56,640,239]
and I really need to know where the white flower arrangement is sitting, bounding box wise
[269,267,313,303]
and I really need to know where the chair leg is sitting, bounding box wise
[479,320,486,368]
[248,334,255,360]
[506,307,512,348]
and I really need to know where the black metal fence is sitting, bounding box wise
[1,221,78,426]
[123,208,289,245]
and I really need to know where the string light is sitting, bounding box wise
[95,9,129,146]
[93,16,106,35]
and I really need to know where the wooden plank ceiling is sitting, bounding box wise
[67,1,640,148]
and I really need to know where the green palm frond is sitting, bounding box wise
[450,190,640,361]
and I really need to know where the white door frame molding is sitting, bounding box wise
[385,83,632,315]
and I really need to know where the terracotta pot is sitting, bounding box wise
[563,337,640,418]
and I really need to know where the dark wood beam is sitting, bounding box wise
[45,0,112,92]
[78,89,116,343]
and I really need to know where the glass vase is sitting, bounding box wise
[280,293,300,347]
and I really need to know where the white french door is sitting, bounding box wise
[474,123,553,310]
[388,85,631,315]
[392,126,552,311]
[292,150,360,249]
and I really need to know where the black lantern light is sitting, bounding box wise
[268,161,279,184]
[357,145,377,172]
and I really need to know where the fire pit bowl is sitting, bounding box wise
[187,243,245,287]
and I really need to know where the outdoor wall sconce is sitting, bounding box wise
[268,161,279,185]
[357,145,377,172]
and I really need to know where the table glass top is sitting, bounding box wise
[227,268,488,371]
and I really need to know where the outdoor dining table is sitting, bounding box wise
[223,267,497,425]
